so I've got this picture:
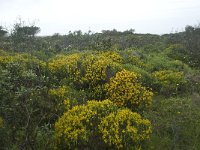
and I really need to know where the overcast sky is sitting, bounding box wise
[0,0,200,35]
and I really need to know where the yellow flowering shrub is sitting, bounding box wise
[48,53,121,85]
[55,100,117,149]
[0,53,45,67]
[99,51,122,63]
[81,53,121,86]
[152,70,186,96]
[55,100,151,149]
[81,54,110,85]
[106,69,153,109]
[48,53,81,80]
[49,86,70,100]
[48,52,122,99]
[81,53,121,99]
[48,86,71,111]
[0,55,14,66]
[99,109,152,149]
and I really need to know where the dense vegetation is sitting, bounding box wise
[0,22,200,149]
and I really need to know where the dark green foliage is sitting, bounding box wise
[183,25,200,67]
[166,25,200,68]
[144,96,200,150]
[0,55,57,149]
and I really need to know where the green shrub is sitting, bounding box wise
[144,97,200,150]
[123,63,154,87]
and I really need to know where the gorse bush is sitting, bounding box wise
[152,70,187,96]
[55,100,118,149]
[52,55,154,149]
[100,51,122,63]
[48,86,71,112]
[80,53,120,86]
[48,52,122,99]
[106,69,153,110]
[48,53,81,80]
[55,100,152,149]
[0,53,45,70]
[99,109,152,149]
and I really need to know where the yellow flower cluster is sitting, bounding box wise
[0,53,45,69]
[49,86,69,100]
[99,109,152,149]
[82,54,109,85]
[81,53,122,99]
[48,52,122,99]
[55,100,152,149]
[106,69,153,109]
[99,51,122,63]
[153,70,185,86]
[55,100,116,148]
[152,70,186,95]
[48,53,81,81]
[0,55,14,65]
[48,86,71,110]
[82,53,121,85]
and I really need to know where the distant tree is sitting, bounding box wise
[102,29,120,36]
[11,23,40,39]
[0,26,8,37]
[10,20,40,52]
[0,26,9,50]
[52,33,61,37]
[184,25,200,67]
[123,29,135,35]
